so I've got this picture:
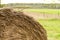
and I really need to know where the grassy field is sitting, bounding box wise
[38,19,60,40]
[16,9,60,40]
[24,9,60,14]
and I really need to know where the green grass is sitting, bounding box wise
[24,9,60,14]
[38,19,60,40]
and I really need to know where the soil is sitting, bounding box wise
[24,12,60,19]
[0,8,47,40]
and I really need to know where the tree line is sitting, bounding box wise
[1,3,60,9]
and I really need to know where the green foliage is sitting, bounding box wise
[0,4,4,8]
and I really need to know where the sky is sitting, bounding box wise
[1,0,60,4]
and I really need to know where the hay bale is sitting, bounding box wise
[0,8,47,40]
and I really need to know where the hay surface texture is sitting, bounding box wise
[0,8,47,40]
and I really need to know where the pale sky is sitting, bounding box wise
[1,0,60,4]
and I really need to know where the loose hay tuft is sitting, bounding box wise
[0,8,47,40]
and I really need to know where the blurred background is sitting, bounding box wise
[0,0,60,40]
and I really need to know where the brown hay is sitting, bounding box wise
[0,8,47,40]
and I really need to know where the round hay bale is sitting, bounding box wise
[0,8,47,40]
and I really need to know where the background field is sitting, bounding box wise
[24,9,60,40]
[38,19,60,40]
[24,9,60,14]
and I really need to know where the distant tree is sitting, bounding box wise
[0,0,4,8]
[0,0,1,7]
